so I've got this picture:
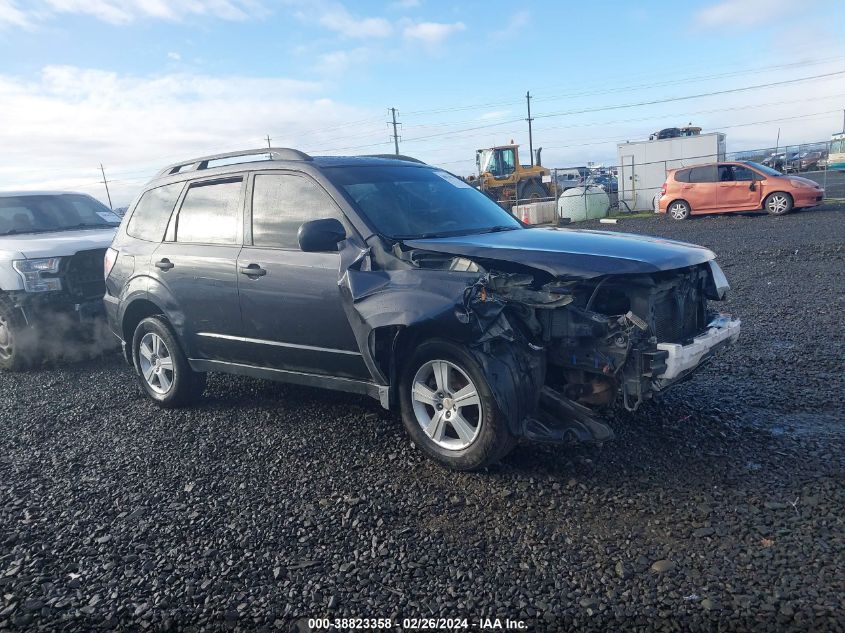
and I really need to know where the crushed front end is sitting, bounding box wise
[338,226,740,449]
[467,261,740,444]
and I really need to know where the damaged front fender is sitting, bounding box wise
[336,234,613,444]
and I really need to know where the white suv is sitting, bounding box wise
[0,191,120,370]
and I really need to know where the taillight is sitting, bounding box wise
[104,247,118,280]
[660,182,667,196]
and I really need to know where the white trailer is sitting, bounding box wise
[617,132,726,211]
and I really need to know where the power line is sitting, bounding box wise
[535,70,845,120]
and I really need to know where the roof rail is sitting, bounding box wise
[363,154,427,164]
[156,147,312,177]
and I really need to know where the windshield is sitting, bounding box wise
[743,161,782,177]
[0,194,120,236]
[325,165,522,240]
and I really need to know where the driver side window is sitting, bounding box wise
[732,165,757,181]
[251,174,343,250]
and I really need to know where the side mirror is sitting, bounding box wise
[749,181,756,191]
[298,218,346,252]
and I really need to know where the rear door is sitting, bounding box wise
[685,165,718,212]
[235,171,368,379]
[150,176,245,360]
[716,164,762,211]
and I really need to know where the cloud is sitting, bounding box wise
[317,4,392,38]
[167,51,181,61]
[0,0,31,27]
[0,66,372,205]
[402,20,465,45]
[693,0,791,28]
[316,47,371,74]
[1,0,266,26]
[390,0,420,8]
[492,10,529,39]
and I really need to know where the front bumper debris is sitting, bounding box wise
[654,315,740,387]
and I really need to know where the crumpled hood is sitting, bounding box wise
[0,228,117,260]
[403,227,716,277]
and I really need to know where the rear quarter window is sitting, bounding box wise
[126,183,184,242]
[674,169,690,183]
[688,166,717,183]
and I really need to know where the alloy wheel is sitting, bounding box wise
[138,332,174,394]
[669,202,688,219]
[411,359,483,451]
[768,194,789,214]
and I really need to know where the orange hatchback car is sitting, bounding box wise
[658,161,824,220]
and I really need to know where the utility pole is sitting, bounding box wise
[526,91,534,167]
[265,134,272,150]
[389,107,400,155]
[99,164,113,210]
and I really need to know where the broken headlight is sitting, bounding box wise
[704,260,730,301]
[12,257,62,293]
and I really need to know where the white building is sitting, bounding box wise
[616,132,726,211]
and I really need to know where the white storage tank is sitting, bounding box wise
[557,186,609,222]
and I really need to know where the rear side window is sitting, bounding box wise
[688,166,717,183]
[127,183,184,242]
[176,178,243,244]
[674,169,690,183]
[251,174,342,249]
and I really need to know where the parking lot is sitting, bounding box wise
[1,205,843,632]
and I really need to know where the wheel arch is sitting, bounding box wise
[763,190,793,209]
[371,322,458,411]
[666,198,690,211]
[121,297,166,350]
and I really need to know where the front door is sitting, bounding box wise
[150,176,245,360]
[716,164,762,211]
[235,171,368,379]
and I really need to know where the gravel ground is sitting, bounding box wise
[1,206,843,632]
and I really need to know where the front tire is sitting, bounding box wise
[667,200,691,220]
[519,180,549,201]
[764,192,793,215]
[399,339,516,471]
[0,296,31,371]
[132,316,206,407]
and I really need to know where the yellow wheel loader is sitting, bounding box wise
[471,143,554,208]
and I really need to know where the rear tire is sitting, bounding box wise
[667,200,690,220]
[0,296,31,371]
[399,339,516,471]
[764,192,793,215]
[132,316,206,407]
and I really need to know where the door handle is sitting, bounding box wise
[240,264,267,277]
[155,258,174,271]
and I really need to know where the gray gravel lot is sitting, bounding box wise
[1,206,844,632]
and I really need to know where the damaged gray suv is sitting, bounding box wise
[105,148,739,470]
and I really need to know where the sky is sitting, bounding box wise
[0,0,844,206]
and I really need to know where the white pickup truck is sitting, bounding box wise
[0,191,120,370]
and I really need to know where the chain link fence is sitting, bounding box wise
[518,138,845,222]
